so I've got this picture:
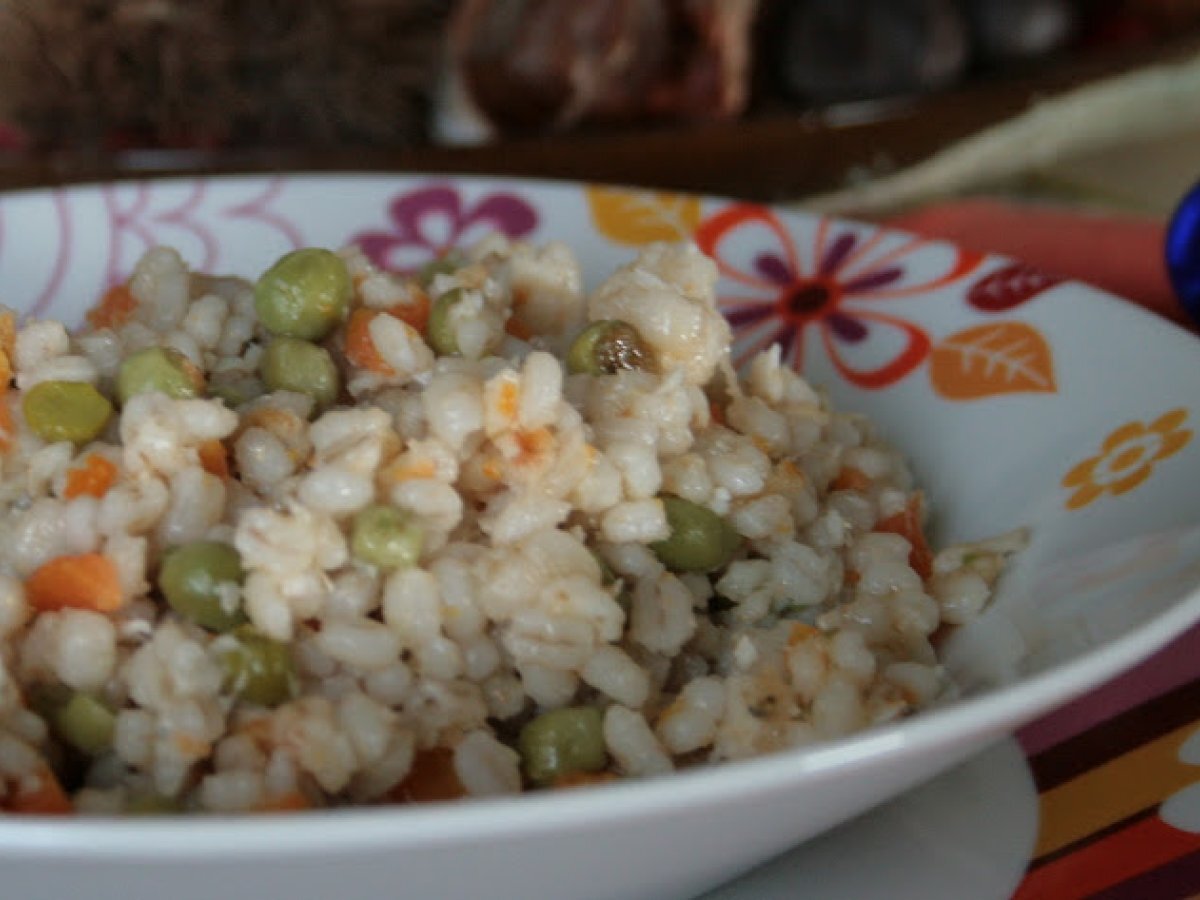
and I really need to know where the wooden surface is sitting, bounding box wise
[1,34,1196,202]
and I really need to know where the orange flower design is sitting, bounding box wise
[1062,408,1192,510]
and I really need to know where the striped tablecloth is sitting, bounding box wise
[1013,623,1200,898]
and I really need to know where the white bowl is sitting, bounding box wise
[1,174,1197,900]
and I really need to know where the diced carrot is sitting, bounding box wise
[64,454,118,499]
[513,427,554,469]
[7,766,73,815]
[345,308,395,376]
[831,467,872,492]
[875,493,934,580]
[480,457,503,482]
[389,289,430,335]
[0,394,12,454]
[0,310,15,363]
[787,622,821,646]
[26,553,124,613]
[87,284,138,330]
[382,457,437,484]
[496,380,519,420]
[504,316,533,341]
[389,748,466,803]
[552,771,619,790]
[197,439,229,479]
[255,791,311,813]
[0,311,13,454]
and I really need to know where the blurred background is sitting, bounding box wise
[0,1,1197,232]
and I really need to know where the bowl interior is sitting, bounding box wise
[0,173,1197,846]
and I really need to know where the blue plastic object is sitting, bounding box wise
[1166,178,1200,327]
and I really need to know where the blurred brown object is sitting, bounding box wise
[0,0,448,152]
[757,0,969,105]
[449,0,759,135]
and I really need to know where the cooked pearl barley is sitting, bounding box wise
[163,330,203,368]
[931,568,992,625]
[236,427,295,489]
[363,662,414,706]
[605,706,673,777]
[349,731,415,801]
[27,443,73,497]
[811,675,865,737]
[0,576,29,637]
[200,771,265,812]
[0,238,1017,813]
[630,572,695,656]
[52,610,117,691]
[423,372,484,451]
[9,498,71,576]
[159,467,225,544]
[581,645,650,708]
[130,246,189,330]
[19,355,99,390]
[454,730,522,797]
[601,499,670,544]
[182,294,229,350]
[99,477,171,536]
[338,691,397,765]
[297,467,374,518]
[415,636,465,681]
[113,710,155,768]
[15,320,70,374]
[326,568,381,620]
[215,733,267,771]
[656,676,725,754]
[605,441,662,500]
[482,671,526,720]
[461,635,501,681]
[885,661,943,706]
[316,621,400,670]
[518,663,578,708]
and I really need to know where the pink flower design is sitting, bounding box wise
[350,183,538,273]
[695,205,983,388]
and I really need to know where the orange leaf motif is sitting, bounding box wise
[586,186,701,245]
[929,321,1056,400]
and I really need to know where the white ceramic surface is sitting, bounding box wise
[0,175,1198,900]
[704,737,1038,899]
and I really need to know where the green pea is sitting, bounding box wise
[22,381,113,445]
[350,505,423,570]
[259,337,340,410]
[158,541,246,632]
[590,548,617,584]
[216,626,296,708]
[566,320,654,376]
[416,253,463,287]
[207,372,264,409]
[126,793,181,815]
[426,288,465,356]
[115,347,204,405]
[53,692,115,756]
[254,248,351,341]
[650,495,742,573]
[518,707,607,785]
[26,683,71,721]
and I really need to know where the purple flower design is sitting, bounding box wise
[350,184,538,273]
[696,204,983,387]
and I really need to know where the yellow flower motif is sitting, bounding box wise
[1062,408,1192,510]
